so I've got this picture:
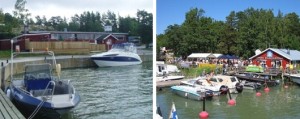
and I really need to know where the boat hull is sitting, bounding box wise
[91,55,142,67]
[171,86,213,101]
[235,75,278,86]
[12,98,75,118]
[156,75,184,82]
[290,74,300,85]
[92,58,142,67]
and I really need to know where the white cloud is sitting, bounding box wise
[0,0,153,20]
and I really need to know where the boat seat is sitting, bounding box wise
[25,74,52,92]
[54,81,69,95]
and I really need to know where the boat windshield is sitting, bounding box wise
[110,43,137,53]
[24,64,52,80]
[10,51,57,81]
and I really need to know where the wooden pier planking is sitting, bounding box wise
[0,90,25,119]
[156,79,185,88]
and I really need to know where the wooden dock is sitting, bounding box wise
[0,90,25,119]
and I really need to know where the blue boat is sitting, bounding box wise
[171,85,213,101]
[6,51,80,118]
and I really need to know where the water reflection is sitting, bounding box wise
[59,62,152,119]
[157,84,300,119]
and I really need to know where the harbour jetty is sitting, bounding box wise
[0,89,25,119]
[0,52,152,118]
[0,53,152,89]
[156,79,186,88]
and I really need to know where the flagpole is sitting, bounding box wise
[169,102,174,119]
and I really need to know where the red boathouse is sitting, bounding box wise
[249,48,300,69]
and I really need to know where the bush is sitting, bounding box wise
[181,63,222,78]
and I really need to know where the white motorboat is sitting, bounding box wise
[287,74,300,85]
[156,61,184,82]
[181,75,243,94]
[91,43,142,67]
[156,61,180,76]
[180,78,226,96]
[240,80,262,90]
[171,85,213,101]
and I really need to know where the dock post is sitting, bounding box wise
[271,76,273,80]
[143,53,145,61]
[1,66,5,91]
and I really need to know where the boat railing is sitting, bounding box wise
[10,51,57,82]
[42,81,56,101]
[19,87,31,95]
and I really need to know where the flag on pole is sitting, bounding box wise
[169,102,178,119]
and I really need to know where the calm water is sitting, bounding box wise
[59,62,152,119]
[157,82,300,119]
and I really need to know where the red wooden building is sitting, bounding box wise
[0,33,50,51]
[249,48,300,69]
[0,31,128,51]
[96,34,127,50]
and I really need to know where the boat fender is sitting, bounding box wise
[56,64,61,78]
[6,88,11,100]
[185,93,188,97]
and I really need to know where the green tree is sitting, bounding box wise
[13,0,30,25]
[119,16,139,35]
[137,10,153,48]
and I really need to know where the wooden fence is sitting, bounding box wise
[25,40,106,54]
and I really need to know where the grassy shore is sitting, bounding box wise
[180,64,222,78]
[0,50,11,59]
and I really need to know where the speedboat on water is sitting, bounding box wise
[6,51,80,118]
[171,85,213,101]
[91,43,142,67]
[240,80,262,90]
[181,75,243,94]
[235,72,279,86]
[285,73,300,85]
[180,77,228,96]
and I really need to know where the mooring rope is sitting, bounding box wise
[28,97,46,119]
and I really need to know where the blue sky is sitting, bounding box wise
[157,0,300,34]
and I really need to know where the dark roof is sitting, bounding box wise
[249,48,300,61]
[29,31,128,35]
[218,54,239,59]
[95,34,119,41]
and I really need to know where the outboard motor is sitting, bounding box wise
[219,85,228,95]
[205,90,214,100]
[235,83,243,93]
